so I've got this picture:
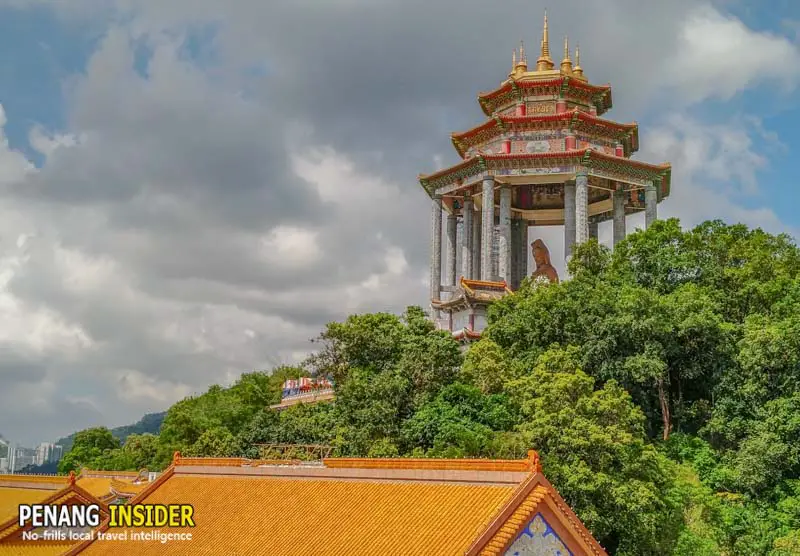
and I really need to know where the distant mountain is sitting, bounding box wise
[56,411,166,453]
[19,461,58,474]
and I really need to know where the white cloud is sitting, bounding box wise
[663,5,800,103]
[260,226,320,268]
[114,369,191,404]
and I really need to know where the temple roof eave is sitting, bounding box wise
[450,111,639,158]
[419,149,671,196]
[477,77,613,117]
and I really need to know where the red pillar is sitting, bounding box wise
[615,143,624,157]
[556,99,567,114]
[502,139,511,154]
[566,134,577,150]
[516,102,526,116]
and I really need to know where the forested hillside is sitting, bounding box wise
[55,412,166,454]
[58,219,800,555]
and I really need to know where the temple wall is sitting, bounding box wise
[451,309,470,332]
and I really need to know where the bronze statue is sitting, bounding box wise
[531,239,559,284]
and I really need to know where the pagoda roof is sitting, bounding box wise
[451,109,639,157]
[432,278,511,310]
[68,451,608,556]
[418,148,671,197]
[478,76,613,117]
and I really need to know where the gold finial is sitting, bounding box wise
[573,42,584,78]
[536,10,554,71]
[512,40,527,78]
[512,49,517,68]
[560,35,573,73]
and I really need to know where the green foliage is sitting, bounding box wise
[54,220,800,554]
[58,427,121,473]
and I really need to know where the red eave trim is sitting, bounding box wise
[478,77,611,102]
[420,148,671,190]
[452,111,638,144]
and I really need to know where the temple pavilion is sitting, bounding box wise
[420,12,671,340]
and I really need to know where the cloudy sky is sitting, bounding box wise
[0,0,798,445]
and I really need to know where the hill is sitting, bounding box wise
[55,411,166,454]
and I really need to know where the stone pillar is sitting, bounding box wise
[645,182,657,228]
[471,205,481,279]
[498,185,512,283]
[575,170,589,245]
[461,198,473,279]
[589,221,598,240]
[510,217,527,290]
[481,176,495,281]
[429,196,442,303]
[445,211,457,288]
[612,186,626,246]
[563,180,576,260]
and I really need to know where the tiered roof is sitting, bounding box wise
[478,76,612,117]
[419,12,672,205]
[451,109,639,158]
[67,451,607,555]
[420,148,672,195]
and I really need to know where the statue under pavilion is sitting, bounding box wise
[419,12,671,342]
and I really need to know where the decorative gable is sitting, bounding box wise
[506,513,573,556]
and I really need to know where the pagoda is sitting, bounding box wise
[419,12,671,340]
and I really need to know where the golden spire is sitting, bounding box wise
[573,42,584,79]
[511,40,527,78]
[536,10,554,71]
[560,35,573,73]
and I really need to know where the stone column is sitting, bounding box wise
[612,186,626,246]
[461,198,473,279]
[563,180,576,260]
[498,185,512,283]
[589,221,598,240]
[471,206,481,279]
[510,217,527,290]
[429,196,442,303]
[445,211,457,288]
[575,170,589,245]
[481,176,495,281]
[645,182,658,228]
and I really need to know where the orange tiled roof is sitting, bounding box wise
[75,478,113,499]
[0,487,57,524]
[0,542,77,555]
[70,451,607,556]
[0,475,109,555]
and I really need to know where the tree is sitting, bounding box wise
[58,427,120,473]
[505,350,683,555]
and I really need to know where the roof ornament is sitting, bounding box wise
[68,470,76,486]
[511,40,527,79]
[560,35,573,74]
[536,9,554,71]
[573,43,584,79]
[527,450,543,473]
